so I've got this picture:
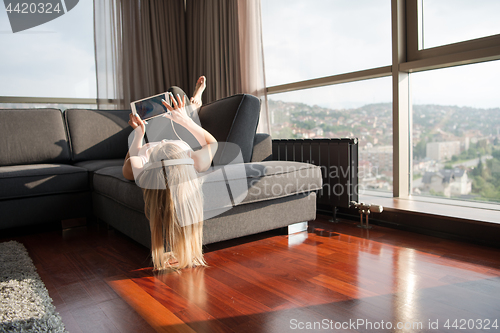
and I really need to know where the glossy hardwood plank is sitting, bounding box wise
[68,302,121,333]
[310,274,378,299]
[107,276,195,333]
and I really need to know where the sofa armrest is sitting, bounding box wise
[251,133,272,162]
[199,94,261,163]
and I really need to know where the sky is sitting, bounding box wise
[261,0,500,110]
[0,0,499,108]
[0,0,96,99]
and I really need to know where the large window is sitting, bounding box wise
[0,1,96,99]
[262,0,500,208]
[268,78,393,192]
[262,0,393,194]
[411,61,500,203]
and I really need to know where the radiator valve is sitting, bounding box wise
[350,201,383,229]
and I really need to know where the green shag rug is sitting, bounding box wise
[0,241,67,332]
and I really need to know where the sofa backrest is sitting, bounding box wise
[65,109,132,162]
[198,94,261,163]
[0,109,71,166]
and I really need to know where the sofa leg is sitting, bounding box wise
[288,221,308,235]
[61,217,87,229]
[94,218,113,231]
[287,221,309,246]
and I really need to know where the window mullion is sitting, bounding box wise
[392,0,410,198]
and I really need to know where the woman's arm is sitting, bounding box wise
[190,134,217,173]
[122,114,146,180]
[163,94,217,172]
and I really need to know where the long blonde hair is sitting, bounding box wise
[140,142,205,270]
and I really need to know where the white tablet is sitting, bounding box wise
[130,92,171,121]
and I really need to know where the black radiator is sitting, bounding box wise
[272,138,359,209]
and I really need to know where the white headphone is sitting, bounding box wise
[143,158,194,170]
[137,158,195,181]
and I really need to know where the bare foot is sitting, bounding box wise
[190,76,206,108]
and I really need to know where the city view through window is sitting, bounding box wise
[410,61,500,203]
[262,1,500,205]
[266,77,394,193]
[269,96,500,203]
[267,60,500,203]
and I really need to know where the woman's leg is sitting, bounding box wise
[191,76,206,108]
[167,76,206,108]
[167,86,191,105]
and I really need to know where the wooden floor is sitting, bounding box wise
[3,216,500,333]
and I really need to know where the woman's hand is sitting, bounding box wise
[127,113,146,161]
[162,92,215,150]
[162,93,193,127]
[128,113,146,137]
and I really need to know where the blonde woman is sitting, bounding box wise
[122,79,217,270]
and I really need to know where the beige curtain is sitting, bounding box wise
[95,0,270,134]
[94,0,188,109]
[186,0,269,133]
[237,0,270,134]
[94,0,122,109]
[186,0,242,103]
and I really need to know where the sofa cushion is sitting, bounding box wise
[65,109,133,162]
[93,167,145,212]
[0,109,71,166]
[92,161,322,216]
[198,94,261,164]
[0,164,88,200]
[202,161,322,209]
[74,159,125,189]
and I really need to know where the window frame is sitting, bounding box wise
[405,0,500,73]
[0,96,116,110]
[0,97,98,105]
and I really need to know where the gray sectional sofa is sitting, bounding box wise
[0,94,322,248]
